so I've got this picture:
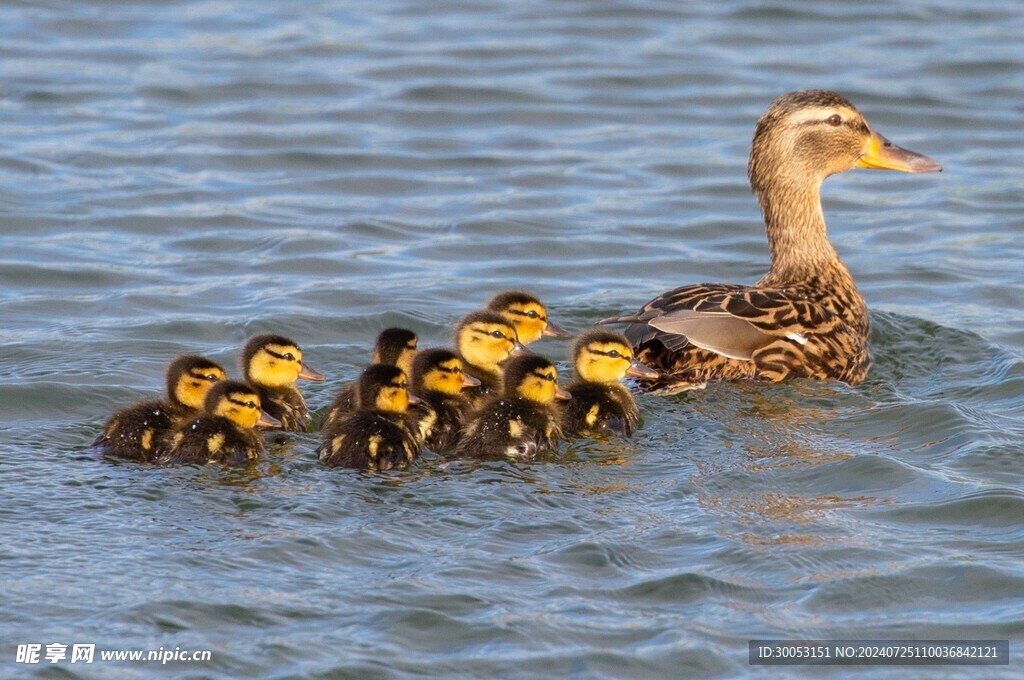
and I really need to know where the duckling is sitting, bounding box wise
[161,380,281,465]
[318,365,420,471]
[455,310,526,409]
[94,354,227,461]
[487,290,571,345]
[321,327,418,433]
[600,90,941,393]
[241,334,325,431]
[406,348,480,452]
[559,329,659,437]
[455,354,570,460]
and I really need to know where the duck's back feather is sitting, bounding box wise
[161,415,264,465]
[456,397,560,459]
[318,411,419,471]
[256,385,311,432]
[609,280,869,392]
[560,381,640,436]
[94,400,188,461]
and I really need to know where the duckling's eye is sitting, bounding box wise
[827,114,842,127]
[284,353,296,361]
[526,310,539,319]
[491,331,505,339]
[608,350,622,359]
[245,401,257,409]
[206,374,219,381]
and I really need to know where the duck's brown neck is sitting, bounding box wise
[755,179,849,286]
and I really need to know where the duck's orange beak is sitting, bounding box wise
[856,131,942,173]
[462,373,482,388]
[407,392,422,405]
[554,385,572,401]
[298,364,326,381]
[257,411,283,429]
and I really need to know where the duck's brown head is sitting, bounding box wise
[748,89,941,195]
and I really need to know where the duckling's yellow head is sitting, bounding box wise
[242,334,325,388]
[411,348,479,397]
[372,327,418,377]
[503,354,570,404]
[571,329,659,384]
[166,354,227,410]
[357,364,412,414]
[748,90,941,194]
[487,290,570,345]
[204,380,280,430]
[455,311,522,374]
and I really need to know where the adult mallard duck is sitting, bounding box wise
[601,90,941,393]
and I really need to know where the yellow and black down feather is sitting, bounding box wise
[94,354,225,461]
[560,381,640,437]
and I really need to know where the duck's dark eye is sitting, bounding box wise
[284,353,296,361]
[491,331,505,339]
[527,310,539,319]
[206,374,218,381]
[246,401,257,409]
[608,350,622,358]
[827,114,842,127]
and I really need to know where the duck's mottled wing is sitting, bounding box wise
[647,309,774,360]
[607,283,838,359]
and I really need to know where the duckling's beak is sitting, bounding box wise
[554,385,572,401]
[407,392,422,405]
[462,373,482,388]
[856,131,942,173]
[257,411,283,429]
[508,341,531,358]
[542,319,572,339]
[626,358,659,379]
[298,364,326,381]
